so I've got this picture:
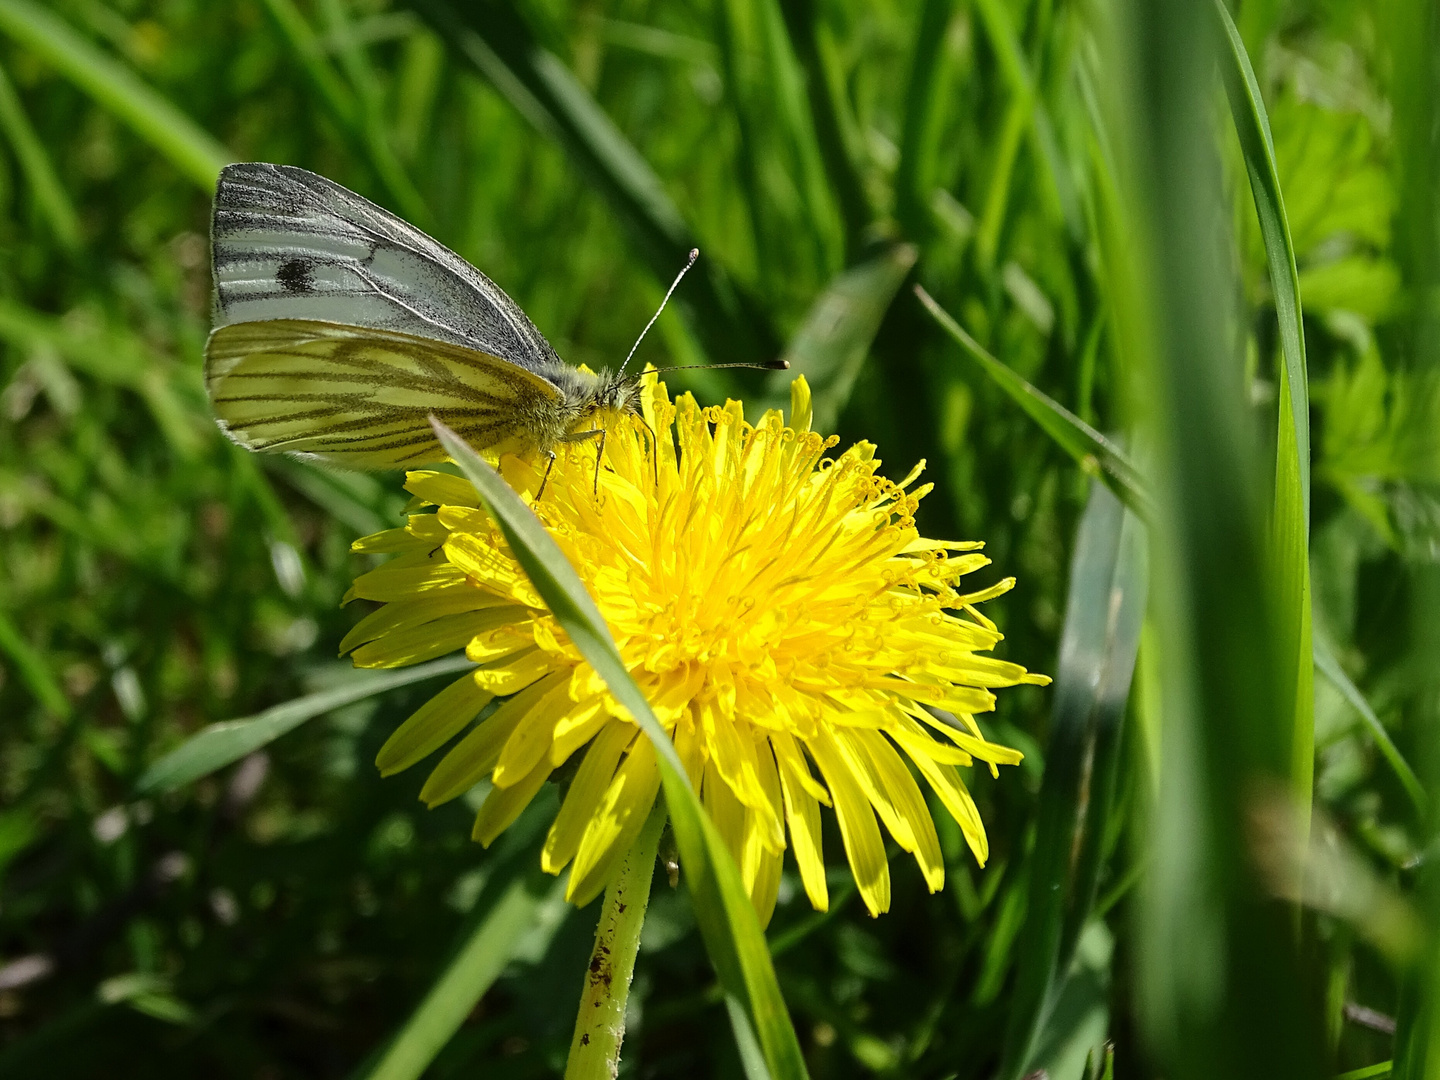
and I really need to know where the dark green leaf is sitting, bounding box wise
[999,479,1146,1080]
[1313,639,1426,816]
[760,243,915,432]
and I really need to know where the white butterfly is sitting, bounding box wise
[206,163,643,470]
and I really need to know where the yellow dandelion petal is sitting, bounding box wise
[490,678,571,787]
[346,560,468,603]
[376,673,493,777]
[808,727,891,917]
[852,729,944,893]
[419,672,565,807]
[774,733,829,912]
[351,607,522,670]
[542,720,634,874]
[568,736,661,907]
[406,470,483,508]
[339,592,512,656]
[351,525,426,554]
[471,648,553,695]
[345,375,1047,918]
[473,752,551,847]
[549,696,610,766]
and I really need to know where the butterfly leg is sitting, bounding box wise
[558,428,607,496]
[536,449,558,500]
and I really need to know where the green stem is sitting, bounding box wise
[564,801,668,1080]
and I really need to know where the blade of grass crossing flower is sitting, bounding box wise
[361,865,565,1080]
[1212,0,1314,828]
[0,0,230,189]
[406,0,780,369]
[1337,1066,1393,1080]
[0,60,79,250]
[998,480,1147,1080]
[1312,641,1426,816]
[914,284,1153,519]
[136,657,476,795]
[431,419,810,1080]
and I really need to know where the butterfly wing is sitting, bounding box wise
[206,319,565,469]
[210,162,563,373]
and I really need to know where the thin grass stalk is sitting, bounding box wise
[565,803,668,1079]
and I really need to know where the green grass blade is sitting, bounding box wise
[725,0,838,275]
[1212,0,1314,824]
[998,479,1147,1080]
[1312,640,1426,816]
[407,0,780,367]
[0,0,229,189]
[761,244,916,431]
[362,869,565,1080]
[0,608,70,718]
[1337,1064,1393,1080]
[915,284,1153,519]
[968,0,1082,262]
[0,60,80,250]
[431,419,810,1080]
[777,0,871,255]
[316,0,433,230]
[894,0,955,239]
[136,656,475,795]
[257,0,360,129]
[1211,0,1309,520]
[1108,0,1327,1070]
[1386,0,1440,1073]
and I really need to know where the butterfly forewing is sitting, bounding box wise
[206,319,562,469]
[211,163,562,372]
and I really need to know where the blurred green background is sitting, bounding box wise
[0,0,1436,1077]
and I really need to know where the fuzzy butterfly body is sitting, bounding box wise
[206,163,640,469]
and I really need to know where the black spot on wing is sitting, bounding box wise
[277,257,315,294]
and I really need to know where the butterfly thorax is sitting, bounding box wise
[535,362,642,450]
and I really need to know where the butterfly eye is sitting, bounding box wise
[276,257,315,295]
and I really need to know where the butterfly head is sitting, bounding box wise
[539,363,643,447]
[589,368,643,419]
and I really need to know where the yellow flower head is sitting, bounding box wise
[341,375,1048,922]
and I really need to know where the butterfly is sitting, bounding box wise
[206,163,682,478]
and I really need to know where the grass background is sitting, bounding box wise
[0,0,1435,1077]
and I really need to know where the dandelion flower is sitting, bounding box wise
[340,374,1049,921]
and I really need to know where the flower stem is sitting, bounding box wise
[564,801,668,1080]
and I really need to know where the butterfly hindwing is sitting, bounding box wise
[210,163,562,373]
[206,319,564,469]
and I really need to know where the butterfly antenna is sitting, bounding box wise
[618,248,699,377]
